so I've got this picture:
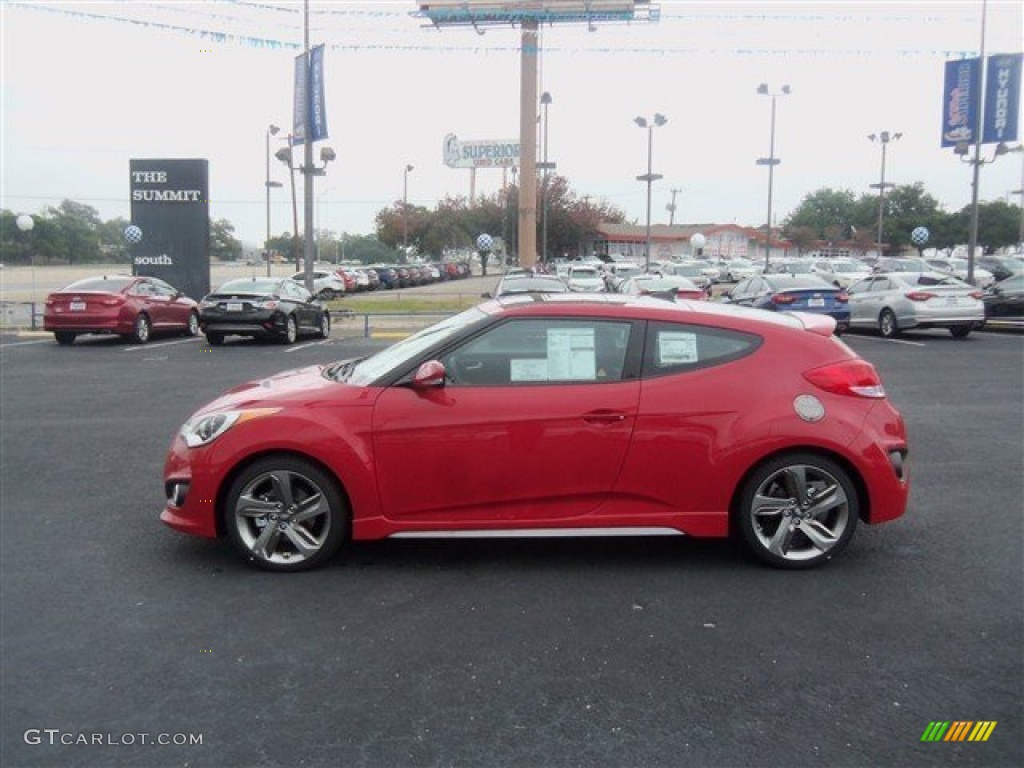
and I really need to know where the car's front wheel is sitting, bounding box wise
[185,311,200,337]
[318,312,331,339]
[737,453,859,569]
[224,456,348,572]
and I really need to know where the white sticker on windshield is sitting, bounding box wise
[658,332,699,365]
[547,327,596,380]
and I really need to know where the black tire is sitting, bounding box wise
[206,332,225,346]
[131,313,151,344]
[736,453,859,569]
[878,308,900,339]
[223,455,348,572]
[185,311,200,337]
[318,312,331,339]
[54,331,76,346]
[949,325,972,339]
[281,314,298,345]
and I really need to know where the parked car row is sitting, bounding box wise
[289,261,474,298]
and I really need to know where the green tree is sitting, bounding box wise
[784,188,859,239]
[46,199,102,264]
[210,218,242,261]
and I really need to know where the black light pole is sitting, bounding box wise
[756,83,790,269]
[868,131,901,255]
[265,124,282,277]
[635,113,667,272]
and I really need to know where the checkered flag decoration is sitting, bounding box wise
[475,233,493,252]
[124,225,144,244]
[911,226,929,246]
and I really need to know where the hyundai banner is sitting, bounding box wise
[941,58,980,147]
[292,44,328,146]
[983,53,1022,144]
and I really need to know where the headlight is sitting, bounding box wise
[180,408,280,448]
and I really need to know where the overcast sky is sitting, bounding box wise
[3,1,1023,249]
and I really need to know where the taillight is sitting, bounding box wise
[102,296,126,306]
[771,293,796,305]
[260,299,280,309]
[905,291,936,302]
[969,291,983,300]
[835,291,849,303]
[45,297,55,306]
[803,359,886,399]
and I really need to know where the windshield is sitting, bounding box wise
[832,262,863,272]
[346,306,489,385]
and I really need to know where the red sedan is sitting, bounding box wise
[162,295,910,572]
[44,275,199,345]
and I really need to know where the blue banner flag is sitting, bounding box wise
[983,53,1022,144]
[292,45,328,146]
[941,58,980,147]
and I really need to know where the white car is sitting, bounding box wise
[812,259,872,288]
[565,265,605,292]
[926,258,995,289]
[289,269,346,299]
[846,271,985,338]
[718,258,759,282]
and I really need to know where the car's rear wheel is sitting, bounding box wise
[281,314,298,345]
[878,309,900,338]
[737,453,859,569]
[224,456,348,572]
[318,312,331,339]
[949,325,972,339]
[206,332,224,346]
[131,313,151,344]
[185,311,200,337]
[54,331,76,346]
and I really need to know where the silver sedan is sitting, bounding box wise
[846,272,985,338]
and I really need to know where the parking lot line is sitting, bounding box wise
[849,336,926,347]
[122,337,202,352]
[286,339,332,352]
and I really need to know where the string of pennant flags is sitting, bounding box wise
[11,1,984,58]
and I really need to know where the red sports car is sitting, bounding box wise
[44,275,199,345]
[162,295,910,572]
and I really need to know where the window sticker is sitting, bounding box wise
[658,332,699,365]
[547,327,596,380]
[510,359,550,382]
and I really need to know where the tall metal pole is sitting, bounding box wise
[966,0,988,285]
[644,125,654,269]
[757,84,789,269]
[541,92,551,265]
[265,125,280,277]
[403,164,413,250]
[517,21,539,269]
[302,0,315,292]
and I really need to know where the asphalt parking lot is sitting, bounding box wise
[1,324,1021,768]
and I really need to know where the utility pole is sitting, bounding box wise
[667,187,682,226]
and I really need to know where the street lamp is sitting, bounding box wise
[403,164,414,251]
[276,141,337,291]
[265,124,283,276]
[955,140,1024,281]
[756,83,791,269]
[868,131,902,255]
[635,112,667,272]
[538,91,557,264]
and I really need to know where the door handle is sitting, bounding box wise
[583,410,628,425]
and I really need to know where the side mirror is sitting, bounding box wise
[410,360,446,389]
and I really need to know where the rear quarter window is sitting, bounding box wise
[643,321,761,378]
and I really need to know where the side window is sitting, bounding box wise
[847,278,870,294]
[441,319,633,387]
[871,278,892,292]
[130,281,155,297]
[643,321,760,378]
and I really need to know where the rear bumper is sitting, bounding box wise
[44,312,130,334]
[200,310,285,337]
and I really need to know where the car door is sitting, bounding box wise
[371,317,642,526]
[128,279,166,326]
[846,277,876,326]
[153,278,190,329]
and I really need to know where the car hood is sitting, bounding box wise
[193,362,375,417]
